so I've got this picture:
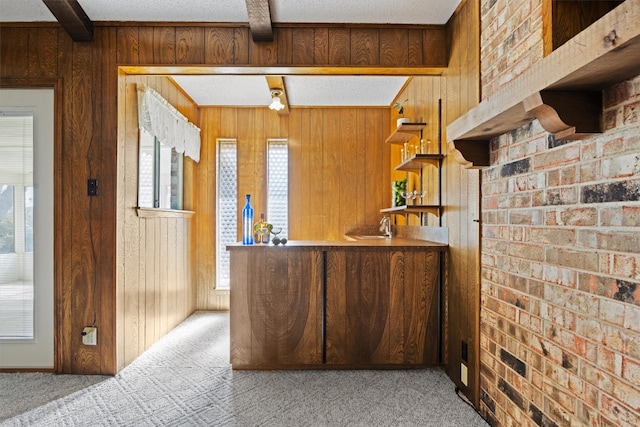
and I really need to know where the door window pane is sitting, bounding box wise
[0,111,33,339]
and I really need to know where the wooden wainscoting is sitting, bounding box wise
[116,75,198,370]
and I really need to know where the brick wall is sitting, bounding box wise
[481,0,544,99]
[480,75,640,426]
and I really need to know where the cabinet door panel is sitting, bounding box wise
[230,249,323,367]
[404,251,439,365]
[326,249,440,366]
[326,250,391,364]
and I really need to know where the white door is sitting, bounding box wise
[0,89,54,368]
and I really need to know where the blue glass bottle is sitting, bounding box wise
[242,194,254,245]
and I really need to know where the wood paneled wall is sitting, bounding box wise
[194,107,390,310]
[391,5,482,400]
[116,75,198,370]
[113,24,446,67]
[1,26,120,374]
[0,23,440,374]
[390,77,443,227]
[441,0,482,406]
[0,20,444,374]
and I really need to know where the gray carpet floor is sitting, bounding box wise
[0,312,488,426]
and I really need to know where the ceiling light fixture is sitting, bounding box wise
[269,89,285,111]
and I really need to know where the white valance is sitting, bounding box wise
[137,86,201,162]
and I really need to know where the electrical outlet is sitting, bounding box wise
[82,327,97,345]
[87,179,98,196]
[461,363,468,386]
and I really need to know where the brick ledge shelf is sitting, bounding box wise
[446,0,640,169]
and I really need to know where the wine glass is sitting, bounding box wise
[270,227,282,237]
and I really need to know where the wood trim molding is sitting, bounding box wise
[42,0,93,42]
[135,207,195,218]
[245,0,273,42]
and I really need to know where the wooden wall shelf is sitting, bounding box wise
[395,154,444,171]
[446,0,640,168]
[385,123,427,144]
[381,205,441,217]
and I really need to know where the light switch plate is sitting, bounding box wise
[461,363,468,386]
[82,327,97,345]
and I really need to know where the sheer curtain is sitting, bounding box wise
[137,86,201,162]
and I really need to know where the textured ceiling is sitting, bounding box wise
[0,0,461,25]
[172,75,409,107]
[0,0,460,107]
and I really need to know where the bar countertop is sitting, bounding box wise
[227,236,448,250]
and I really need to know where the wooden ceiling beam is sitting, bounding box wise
[42,0,93,42]
[245,0,274,42]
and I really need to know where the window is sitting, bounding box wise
[138,128,184,209]
[267,139,289,237]
[216,139,238,289]
[0,111,34,340]
[215,139,289,290]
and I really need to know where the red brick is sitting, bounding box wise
[602,324,626,353]
[623,100,640,125]
[577,230,640,254]
[533,144,581,170]
[560,165,578,186]
[624,305,640,333]
[604,109,619,131]
[543,186,578,205]
[575,315,604,343]
[545,248,598,271]
[604,80,633,108]
[508,242,545,261]
[542,378,577,414]
[603,135,627,154]
[612,377,640,412]
[563,290,598,316]
[557,207,597,226]
[542,266,577,289]
[621,356,640,385]
[530,227,575,246]
[600,299,627,327]
[602,153,640,179]
[597,345,622,374]
[600,393,640,426]
[579,160,599,183]
[581,140,598,161]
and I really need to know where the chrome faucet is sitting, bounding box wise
[379,215,392,238]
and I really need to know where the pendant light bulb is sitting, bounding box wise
[269,89,285,111]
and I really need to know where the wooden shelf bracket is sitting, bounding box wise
[523,90,602,140]
[447,140,490,169]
